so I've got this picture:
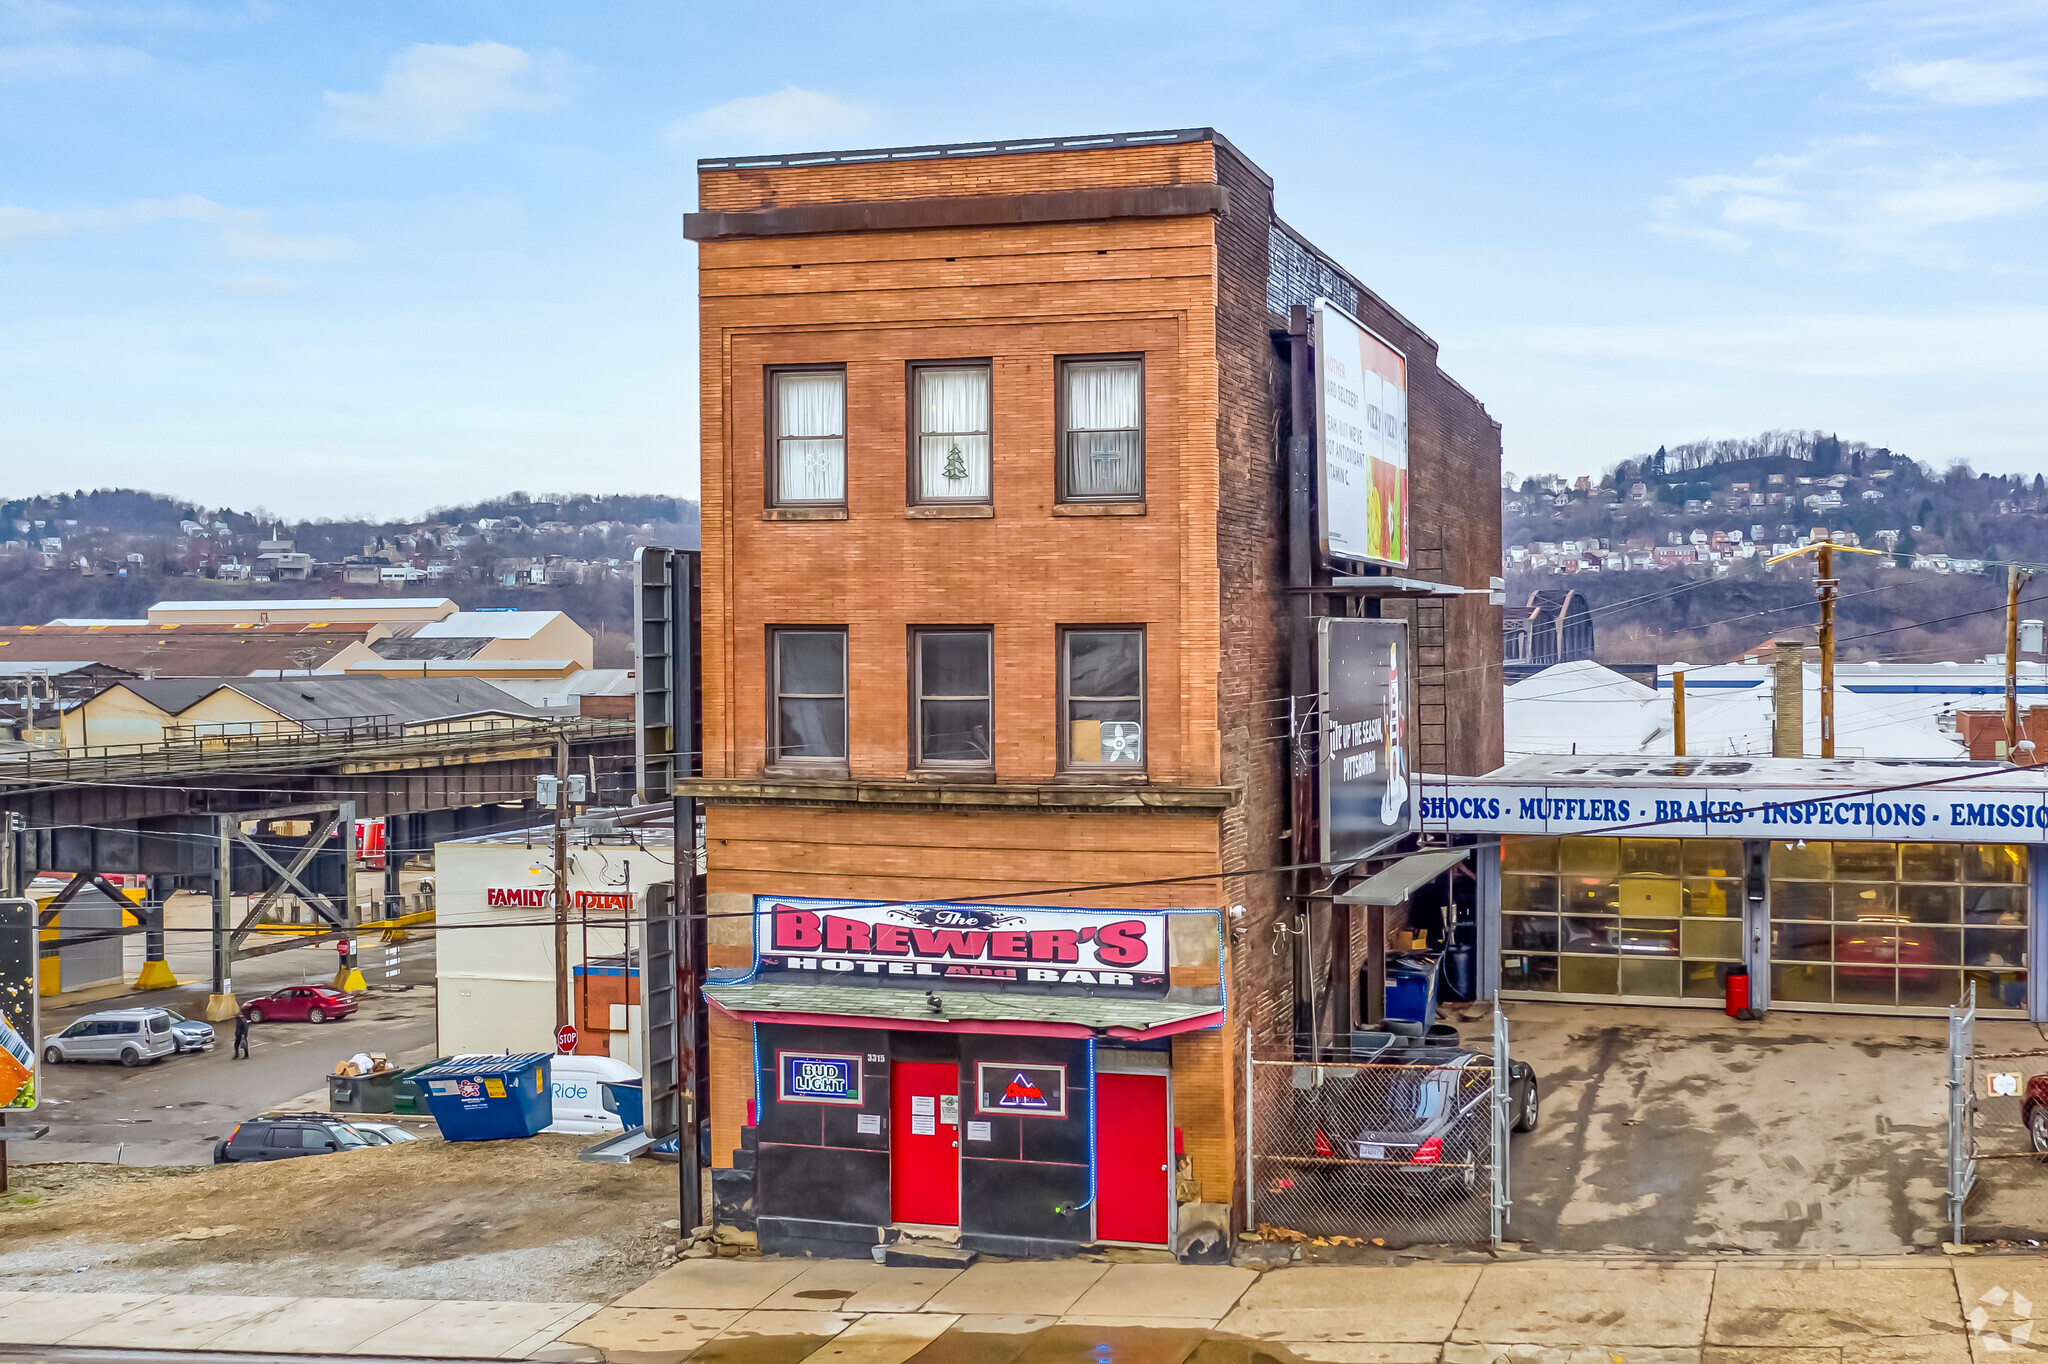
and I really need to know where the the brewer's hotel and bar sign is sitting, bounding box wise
[1431,755,2044,1020]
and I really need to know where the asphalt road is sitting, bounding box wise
[17,935,440,1167]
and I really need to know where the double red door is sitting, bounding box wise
[890,1061,959,1225]
[1096,1071,1170,1244]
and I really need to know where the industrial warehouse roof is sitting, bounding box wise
[0,623,377,676]
[702,978,1222,1038]
[412,610,565,641]
[104,675,550,726]
[370,636,492,661]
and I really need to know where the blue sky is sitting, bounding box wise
[3,1,2044,518]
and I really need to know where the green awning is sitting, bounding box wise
[1333,848,1470,905]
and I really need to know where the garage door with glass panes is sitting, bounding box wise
[1500,834,2030,1014]
[1502,837,1747,1003]
[1768,840,2027,1014]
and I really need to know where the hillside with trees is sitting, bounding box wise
[1505,431,2048,665]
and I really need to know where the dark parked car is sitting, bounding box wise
[212,1116,378,1163]
[1278,1046,1538,1207]
[239,986,357,1024]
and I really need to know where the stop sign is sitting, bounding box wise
[555,1023,578,1053]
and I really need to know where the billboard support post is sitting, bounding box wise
[1286,307,1318,1056]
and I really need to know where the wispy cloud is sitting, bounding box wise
[0,39,147,78]
[1653,136,2048,261]
[1873,57,2048,105]
[665,86,870,150]
[224,274,294,298]
[322,41,581,144]
[1479,309,2048,377]
[0,193,357,261]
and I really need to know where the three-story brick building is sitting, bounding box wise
[686,128,1502,1259]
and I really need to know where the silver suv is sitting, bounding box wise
[43,1008,179,1067]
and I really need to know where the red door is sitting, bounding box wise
[1096,1072,1170,1244]
[890,1061,959,1226]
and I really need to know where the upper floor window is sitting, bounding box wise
[772,628,847,765]
[770,368,846,506]
[1058,358,1143,503]
[1062,628,1144,770]
[914,629,993,768]
[912,364,992,503]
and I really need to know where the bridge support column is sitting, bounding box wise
[206,815,237,1021]
[333,800,366,992]
[133,873,177,990]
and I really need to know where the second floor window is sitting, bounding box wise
[915,630,992,767]
[772,369,846,506]
[1059,358,1143,502]
[773,628,847,764]
[913,364,991,502]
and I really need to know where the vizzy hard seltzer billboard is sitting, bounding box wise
[1,898,37,1111]
[1313,297,1409,566]
[1320,620,1415,864]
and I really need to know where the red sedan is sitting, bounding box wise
[240,986,358,1024]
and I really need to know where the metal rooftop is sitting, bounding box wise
[697,127,1220,172]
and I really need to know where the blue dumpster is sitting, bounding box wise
[601,1079,644,1130]
[414,1054,554,1141]
[1383,952,1442,1027]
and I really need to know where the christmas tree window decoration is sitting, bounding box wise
[943,441,968,483]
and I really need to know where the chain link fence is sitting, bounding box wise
[1245,1013,1511,1248]
[1944,980,2048,1244]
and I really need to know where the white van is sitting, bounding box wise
[43,1008,178,1067]
[543,1054,641,1134]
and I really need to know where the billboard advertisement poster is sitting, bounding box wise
[1320,620,1415,864]
[753,895,1170,997]
[1,898,36,1111]
[1313,298,1409,567]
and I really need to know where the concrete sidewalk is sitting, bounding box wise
[7,1254,2044,1362]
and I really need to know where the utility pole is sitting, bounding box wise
[2008,563,2033,758]
[553,729,571,1034]
[1817,540,1836,759]
[1672,669,1687,757]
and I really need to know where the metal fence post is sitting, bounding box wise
[1947,981,1977,1245]
[1492,1007,1510,1247]
[1244,1025,1255,1235]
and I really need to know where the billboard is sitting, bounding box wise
[1320,619,1414,864]
[1313,298,1409,566]
[1,897,36,1111]
[753,895,1170,997]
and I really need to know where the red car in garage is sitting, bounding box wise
[240,986,357,1024]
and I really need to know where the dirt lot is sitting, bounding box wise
[0,1134,682,1302]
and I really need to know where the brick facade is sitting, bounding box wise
[687,129,1500,1246]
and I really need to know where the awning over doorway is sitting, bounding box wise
[1334,848,1470,905]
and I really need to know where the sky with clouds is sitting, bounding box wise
[3,0,2045,518]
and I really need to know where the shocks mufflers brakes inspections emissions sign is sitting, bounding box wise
[754,896,1169,996]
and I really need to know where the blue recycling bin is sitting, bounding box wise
[413,1054,554,1141]
[601,1079,644,1129]
[1383,952,1442,1027]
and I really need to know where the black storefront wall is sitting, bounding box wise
[751,1022,1092,1259]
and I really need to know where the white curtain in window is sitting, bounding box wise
[1065,361,1142,498]
[917,367,991,500]
[777,371,846,502]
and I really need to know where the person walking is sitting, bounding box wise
[232,1011,250,1060]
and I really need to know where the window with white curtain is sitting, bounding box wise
[913,364,991,502]
[1059,358,1144,502]
[771,369,847,506]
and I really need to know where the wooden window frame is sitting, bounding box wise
[1054,354,1145,505]
[768,626,849,770]
[765,364,849,509]
[1058,625,1147,773]
[910,627,995,771]
[906,359,995,506]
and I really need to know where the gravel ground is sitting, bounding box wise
[0,1134,683,1302]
